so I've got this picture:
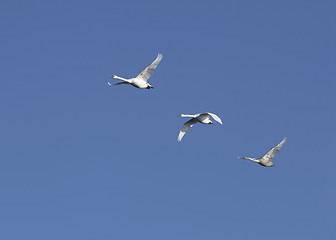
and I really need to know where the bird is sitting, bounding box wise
[177,113,223,142]
[108,54,163,89]
[238,137,287,167]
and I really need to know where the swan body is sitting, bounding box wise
[108,54,163,89]
[238,137,287,167]
[177,113,222,142]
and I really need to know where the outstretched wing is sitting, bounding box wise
[112,81,132,86]
[262,137,287,161]
[208,113,223,124]
[177,119,198,142]
[136,54,163,82]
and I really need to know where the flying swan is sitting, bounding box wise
[108,54,163,89]
[177,113,223,142]
[238,137,287,167]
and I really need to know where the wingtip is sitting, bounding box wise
[107,82,112,86]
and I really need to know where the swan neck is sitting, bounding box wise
[180,114,195,118]
[247,157,259,162]
[114,75,129,81]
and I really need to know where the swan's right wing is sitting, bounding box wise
[136,54,163,82]
[208,113,223,124]
[263,137,287,161]
[177,119,198,142]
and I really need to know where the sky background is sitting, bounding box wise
[0,0,335,239]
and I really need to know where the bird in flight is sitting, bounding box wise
[238,137,287,167]
[177,113,223,142]
[108,54,163,89]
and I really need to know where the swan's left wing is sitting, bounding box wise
[136,54,163,82]
[262,137,287,161]
[113,81,132,86]
[177,118,198,142]
[208,113,223,124]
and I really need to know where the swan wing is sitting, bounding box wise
[113,81,132,86]
[208,113,223,124]
[177,118,198,142]
[262,137,287,161]
[136,54,163,82]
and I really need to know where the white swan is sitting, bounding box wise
[238,137,287,167]
[108,54,163,89]
[177,113,223,142]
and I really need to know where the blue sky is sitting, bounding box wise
[0,0,335,239]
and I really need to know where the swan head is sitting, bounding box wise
[111,75,116,78]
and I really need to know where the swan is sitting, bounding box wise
[108,54,163,89]
[238,137,287,167]
[177,113,223,142]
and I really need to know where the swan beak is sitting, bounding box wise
[178,114,182,117]
[111,75,115,78]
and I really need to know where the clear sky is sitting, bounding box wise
[0,0,335,239]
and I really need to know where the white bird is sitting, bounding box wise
[238,137,287,167]
[177,113,223,142]
[108,54,163,89]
